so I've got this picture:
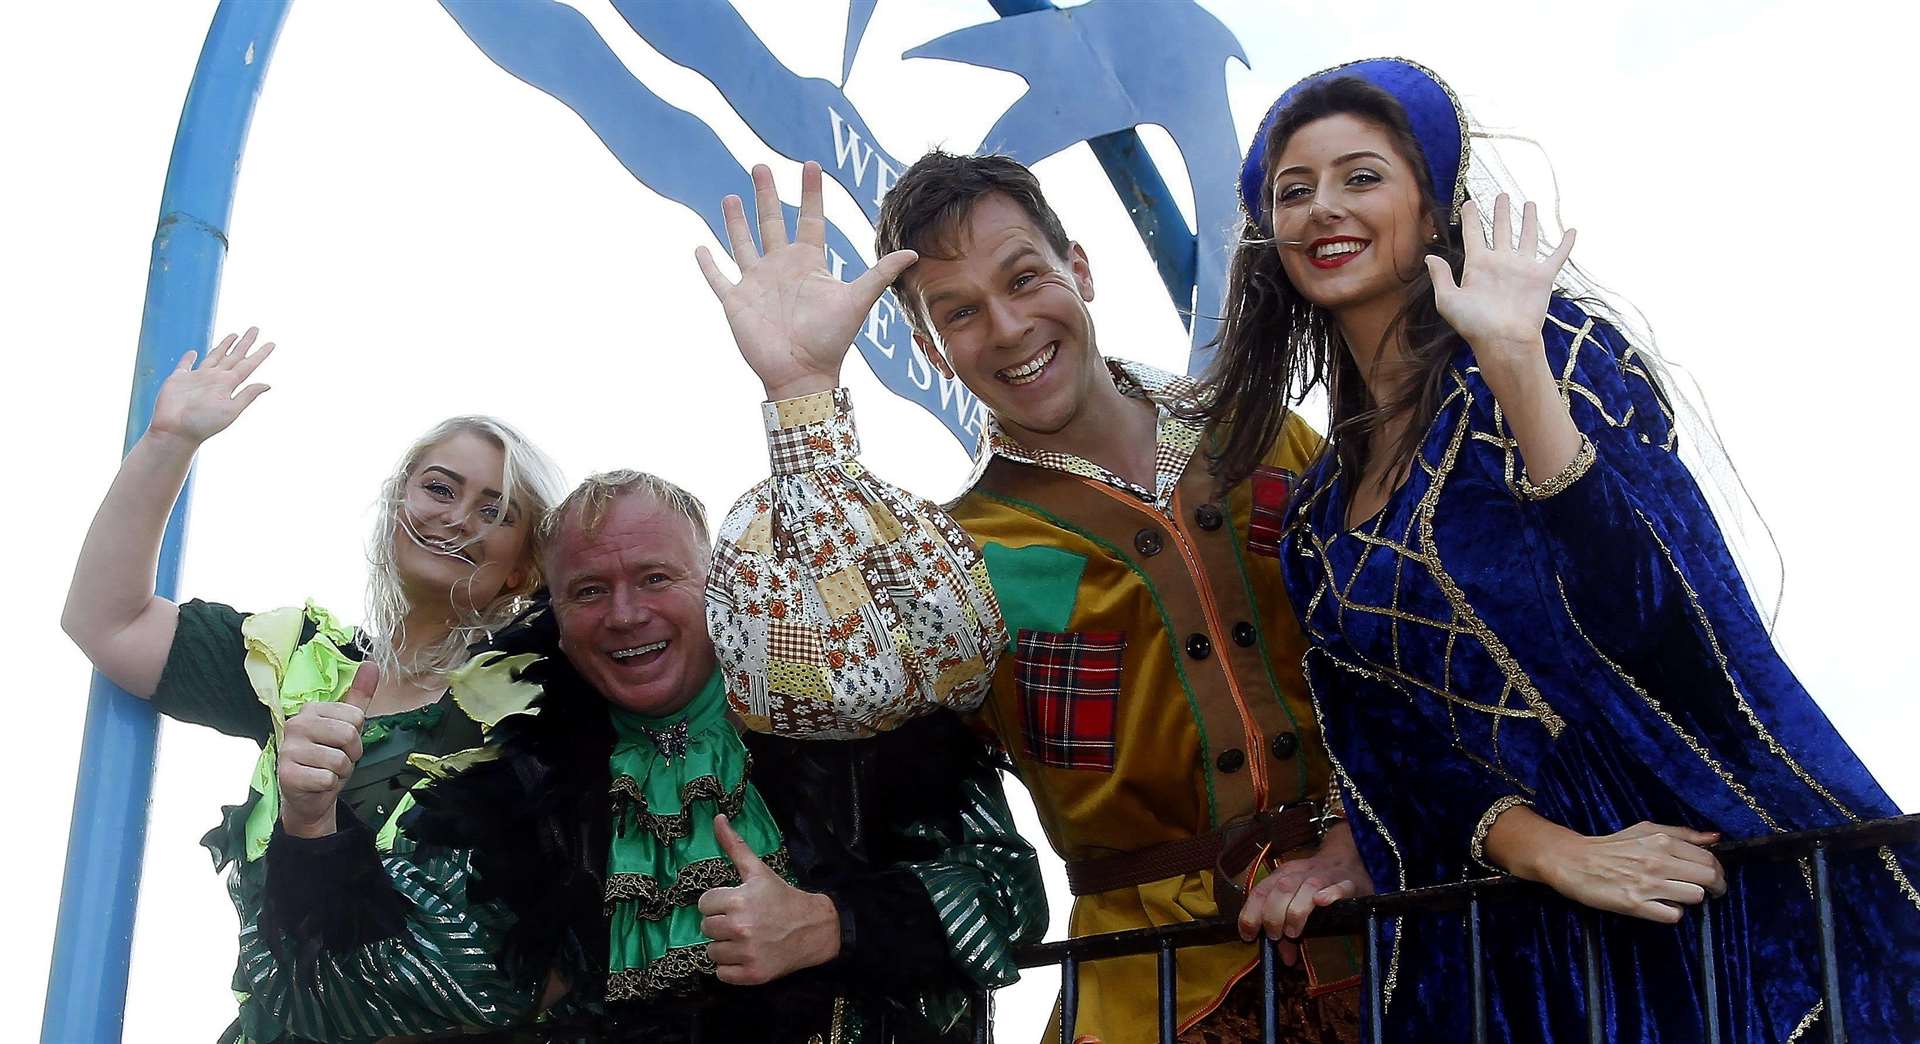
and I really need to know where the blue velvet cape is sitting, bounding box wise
[1277,296,1919,1042]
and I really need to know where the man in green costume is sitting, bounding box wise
[251,471,1047,1043]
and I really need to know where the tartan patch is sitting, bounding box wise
[1014,629,1125,771]
[1247,466,1296,558]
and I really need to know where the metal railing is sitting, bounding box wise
[1010,813,1920,1044]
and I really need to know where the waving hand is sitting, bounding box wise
[149,327,275,446]
[695,162,917,402]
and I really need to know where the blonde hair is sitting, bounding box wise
[537,470,710,568]
[363,415,568,682]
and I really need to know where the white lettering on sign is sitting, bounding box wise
[937,369,974,427]
[906,341,936,391]
[862,295,898,359]
[827,105,901,208]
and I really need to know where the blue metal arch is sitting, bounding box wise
[41,3,289,1039]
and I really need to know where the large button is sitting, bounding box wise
[1134,528,1163,557]
[1270,731,1300,761]
[1185,632,1212,660]
[1195,503,1225,531]
[1215,748,1246,773]
[1231,621,1257,647]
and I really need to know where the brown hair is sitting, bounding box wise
[875,149,1072,332]
[1187,77,1466,498]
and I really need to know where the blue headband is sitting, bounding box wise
[1239,57,1468,233]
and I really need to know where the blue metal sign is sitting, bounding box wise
[440,0,1250,444]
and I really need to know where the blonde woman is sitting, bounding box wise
[61,327,566,1042]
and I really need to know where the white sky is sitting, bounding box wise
[4,1,1916,1039]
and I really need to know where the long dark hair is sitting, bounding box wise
[1187,77,1465,500]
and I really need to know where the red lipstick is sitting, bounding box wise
[1306,236,1369,270]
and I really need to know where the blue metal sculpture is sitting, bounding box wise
[42,4,290,1038]
[918,0,1250,368]
[443,0,1251,442]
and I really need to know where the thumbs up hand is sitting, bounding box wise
[697,813,841,984]
[278,663,380,839]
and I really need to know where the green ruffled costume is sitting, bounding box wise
[602,670,790,1000]
[153,599,487,1044]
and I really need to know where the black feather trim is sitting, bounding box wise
[405,596,617,993]
[258,805,410,967]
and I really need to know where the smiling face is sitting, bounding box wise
[545,492,715,718]
[1268,112,1436,319]
[391,430,531,614]
[903,193,1104,442]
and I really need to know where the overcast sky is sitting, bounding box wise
[4,1,1915,1039]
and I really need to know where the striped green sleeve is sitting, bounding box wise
[224,833,542,1043]
[900,766,1050,990]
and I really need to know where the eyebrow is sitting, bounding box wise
[422,465,506,503]
[1272,150,1392,181]
[921,245,1047,314]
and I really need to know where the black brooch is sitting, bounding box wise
[646,721,691,762]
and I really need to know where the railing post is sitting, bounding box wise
[1698,898,1721,1044]
[1157,936,1178,1044]
[1811,845,1848,1044]
[1580,909,1604,1044]
[1059,954,1079,1044]
[1468,893,1488,1044]
[1364,908,1384,1044]
[1259,935,1280,1044]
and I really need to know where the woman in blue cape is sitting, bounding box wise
[1188,57,1919,1041]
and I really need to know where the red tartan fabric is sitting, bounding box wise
[1014,629,1126,770]
[1245,466,1295,558]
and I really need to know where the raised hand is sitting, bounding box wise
[697,813,840,984]
[1425,195,1575,381]
[277,663,380,839]
[695,162,918,402]
[148,327,275,446]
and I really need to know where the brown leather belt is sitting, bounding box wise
[1064,802,1323,898]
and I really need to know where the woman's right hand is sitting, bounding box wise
[148,327,274,445]
[1537,821,1727,923]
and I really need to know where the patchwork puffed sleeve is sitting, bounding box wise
[234,810,542,1043]
[706,388,1009,739]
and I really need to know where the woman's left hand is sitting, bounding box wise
[1426,194,1575,380]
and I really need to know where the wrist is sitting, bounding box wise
[1472,339,1552,397]
[763,371,840,403]
[1500,823,1582,887]
[139,428,204,458]
[282,807,339,840]
[807,890,843,967]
